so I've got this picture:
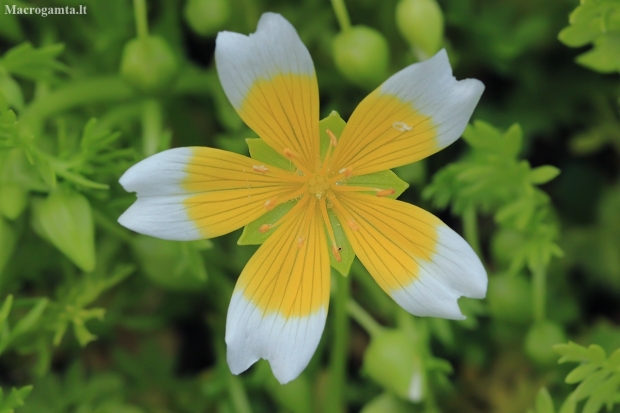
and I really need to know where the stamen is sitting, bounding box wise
[264,198,277,210]
[326,129,338,147]
[259,224,271,233]
[252,165,269,174]
[331,245,342,262]
[339,167,353,177]
[319,198,341,262]
[347,220,359,231]
[328,166,354,184]
[319,129,339,175]
[282,147,312,177]
[283,148,299,159]
[376,189,395,197]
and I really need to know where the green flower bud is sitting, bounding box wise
[487,274,532,324]
[525,321,567,366]
[132,235,208,291]
[31,190,96,272]
[363,329,425,401]
[361,393,412,413]
[0,217,16,275]
[120,36,179,93]
[0,183,27,220]
[184,0,231,37]
[332,26,389,89]
[491,229,526,268]
[396,0,444,60]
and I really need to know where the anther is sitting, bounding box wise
[298,236,305,248]
[347,220,359,231]
[252,165,269,174]
[376,189,395,197]
[392,121,412,132]
[331,245,342,262]
[326,129,338,147]
[264,198,277,210]
[283,148,299,159]
[259,224,271,233]
[338,166,353,178]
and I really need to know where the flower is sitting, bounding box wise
[117,12,487,384]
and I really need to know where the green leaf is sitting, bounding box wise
[246,138,295,172]
[0,385,33,413]
[132,236,209,291]
[554,342,590,363]
[0,43,66,81]
[529,166,561,185]
[608,349,620,367]
[566,363,600,384]
[10,298,48,340]
[0,217,16,275]
[558,397,576,413]
[31,190,96,272]
[572,369,612,401]
[587,344,607,364]
[534,388,555,413]
[0,296,12,327]
[0,183,27,220]
[576,31,620,73]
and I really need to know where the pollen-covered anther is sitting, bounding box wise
[259,224,271,233]
[347,220,359,231]
[252,165,269,174]
[338,166,353,178]
[283,148,299,159]
[376,189,395,197]
[264,198,277,210]
[297,236,305,248]
[331,244,342,262]
[392,121,413,132]
[326,129,338,147]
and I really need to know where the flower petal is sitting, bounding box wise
[118,147,301,240]
[216,13,320,171]
[226,199,330,384]
[331,49,484,176]
[332,192,487,319]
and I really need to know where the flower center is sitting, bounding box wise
[307,175,330,199]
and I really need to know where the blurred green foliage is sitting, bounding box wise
[0,0,619,412]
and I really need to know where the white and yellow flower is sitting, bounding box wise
[118,13,487,384]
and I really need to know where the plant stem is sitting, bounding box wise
[330,0,351,31]
[325,273,350,413]
[141,99,162,157]
[133,0,149,40]
[347,299,382,337]
[462,206,481,256]
[532,266,546,322]
[227,374,253,413]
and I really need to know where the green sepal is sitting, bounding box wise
[319,110,346,157]
[246,138,295,171]
[347,170,409,200]
[237,201,296,245]
[327,207,354,276]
